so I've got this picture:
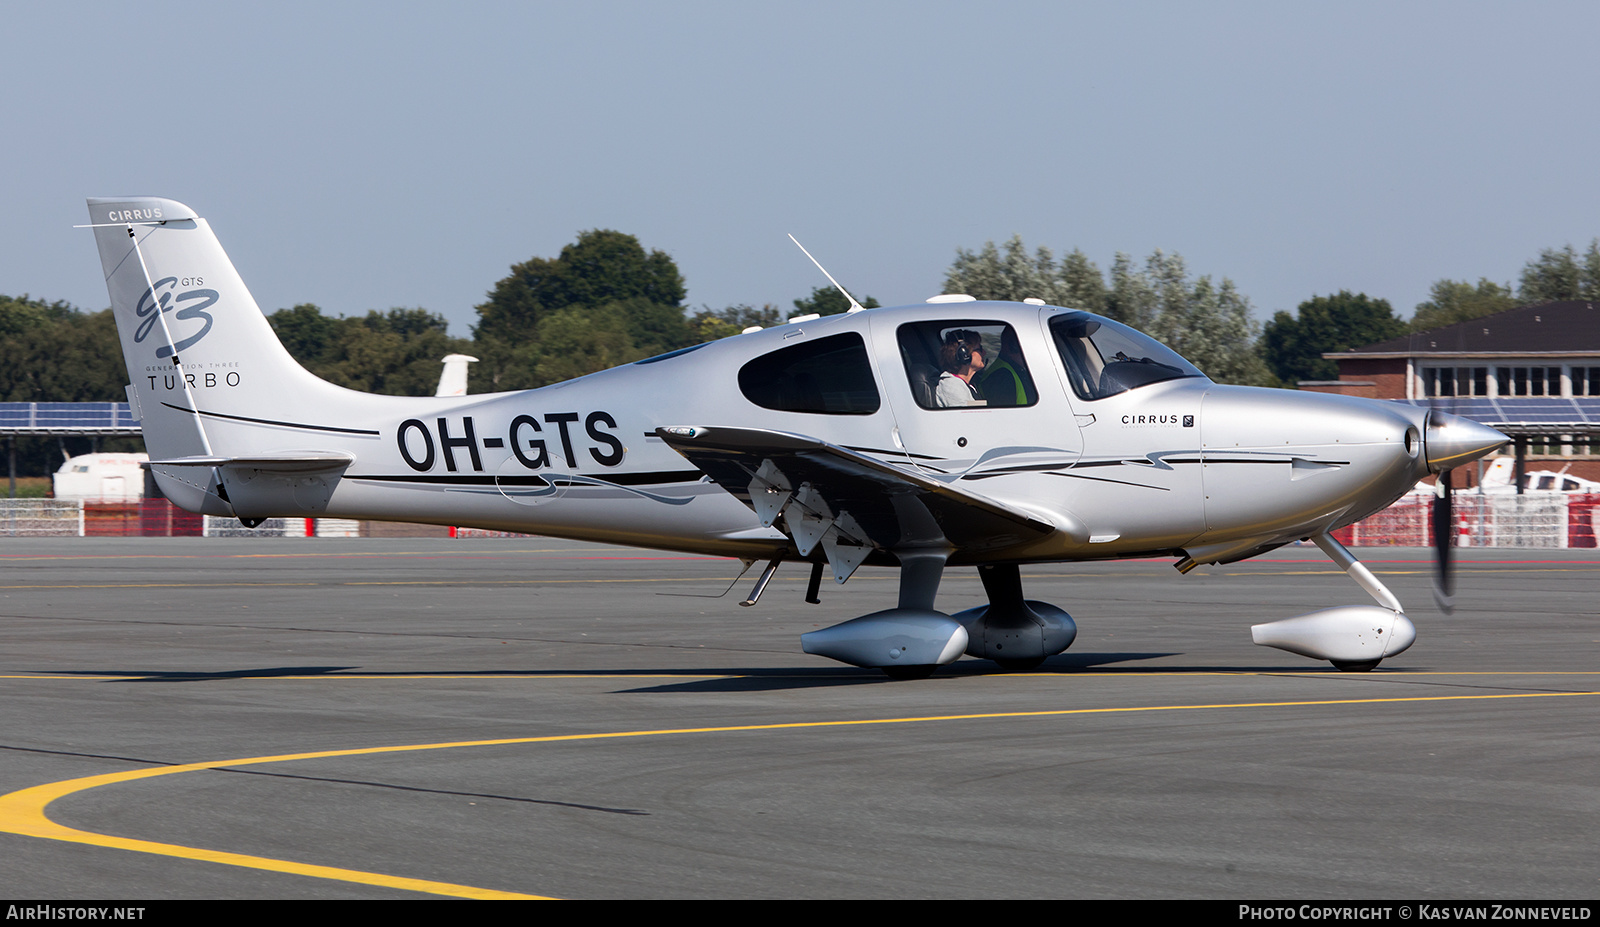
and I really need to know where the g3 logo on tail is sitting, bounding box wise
[133,277,218,359]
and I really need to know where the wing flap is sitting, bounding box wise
[655,426,1060,563]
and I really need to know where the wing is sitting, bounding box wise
[655,425,1060,582]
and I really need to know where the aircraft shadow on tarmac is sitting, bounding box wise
[610,652,1391,692]
[47,665,364,683]
[43,654,1169,685]
[41,652,1382,690]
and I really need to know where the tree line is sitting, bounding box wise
[1,294,138,477]
[467,229,878,391]
[4,230,1595,476]
[1262,239,1600,384]
[0,232,872,476]
[943,234,1600,387]
[942,238,1269,386]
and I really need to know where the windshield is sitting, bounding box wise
[1048,311,1205,401]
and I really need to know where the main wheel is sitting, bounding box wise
[880,664,937,680]
[993,656,1045,671]
[1330,658,1381,672]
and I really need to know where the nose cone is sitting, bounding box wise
[1425,411,1507,472]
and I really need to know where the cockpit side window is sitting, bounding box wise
[738,332,880,414]
[1048,311,1205,401]
[895,320,1039,410]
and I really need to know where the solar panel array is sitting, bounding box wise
[0,402,141,435]
[1397,397,1600,433]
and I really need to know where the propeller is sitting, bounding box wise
[1423,410,1507,615]
[1431,468,1455,614]
[1414,318,1508,617]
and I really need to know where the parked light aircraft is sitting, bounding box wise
[1476,457,1600,494]
[85,197,1507,677]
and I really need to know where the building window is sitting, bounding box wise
[1525,434,1599,458]
[1496,366,1563,397]
[1574,367,1600,396]
[1422,366,1488,397]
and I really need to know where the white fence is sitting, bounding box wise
[452,527,537,538]
[1335,491,1600,549]
[0,500,506,539]
[0,499,83,537]
[202,517,305,538]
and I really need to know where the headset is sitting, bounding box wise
[944,329,980,366]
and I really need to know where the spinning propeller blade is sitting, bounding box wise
[1424,409,1505,615]
[1431,469,1455,614]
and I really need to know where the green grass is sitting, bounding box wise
[4,477,53,498]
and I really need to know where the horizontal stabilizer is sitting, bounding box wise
[143,453,355,472]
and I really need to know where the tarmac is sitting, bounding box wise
[0,537,1595,899]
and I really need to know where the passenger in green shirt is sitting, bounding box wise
[972,328,1037,407]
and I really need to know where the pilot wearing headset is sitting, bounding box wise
[935,330,985,407]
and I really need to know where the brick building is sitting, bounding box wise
[1299,300,1600,487]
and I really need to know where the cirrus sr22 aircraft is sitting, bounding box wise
[85,197,1506,678]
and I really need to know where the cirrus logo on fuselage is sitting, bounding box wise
[133,276,218,359]
[1121,413,1195,427]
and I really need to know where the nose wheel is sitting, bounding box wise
[1249,535,1416,669]
[1330,658,1381,672]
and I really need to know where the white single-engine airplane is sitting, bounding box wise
[85,197,1507,677]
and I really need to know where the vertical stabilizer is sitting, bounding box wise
[86,197,362,514]
[435,353,479,397]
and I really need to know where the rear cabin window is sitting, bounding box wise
[895,320,1039,410]
[738,333,880,414]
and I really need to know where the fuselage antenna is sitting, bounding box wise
[787,234,867,312]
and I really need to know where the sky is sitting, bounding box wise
[5,1,1599,337]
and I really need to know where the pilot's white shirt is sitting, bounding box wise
[935,372,978,407]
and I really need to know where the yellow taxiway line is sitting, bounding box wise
[0,688,1596,899]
